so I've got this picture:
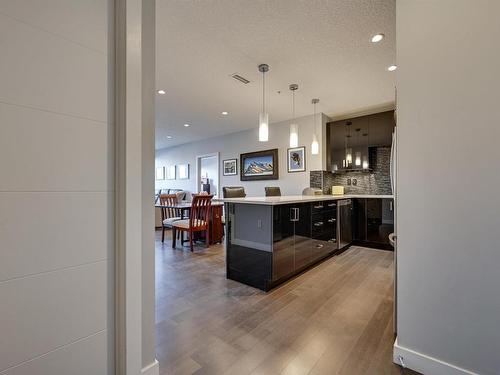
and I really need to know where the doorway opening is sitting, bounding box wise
[196,153,220,198]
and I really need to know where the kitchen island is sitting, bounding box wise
[217,194,393,291]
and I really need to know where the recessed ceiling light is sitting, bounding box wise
[221,111,228,115]
[371,33,385,43]
[157,89,166,95]
[167,135,172,139]
[387,65,397,72]
[183,123,190,127]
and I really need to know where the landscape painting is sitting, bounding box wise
[240,149,279,181]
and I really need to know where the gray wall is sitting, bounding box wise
[0,1,113,373]
[156,114,330,198]
[396,1,500,374]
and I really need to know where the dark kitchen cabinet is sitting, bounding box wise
[353,198,394,248]
[272,203,312,280]
[367,199,394,245]
[272,201,337,282]
[353,198,367,241]
[311,201,337,261]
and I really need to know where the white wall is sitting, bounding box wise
[396,1,500,374]
[156,114,329,198]
[0,1,113,374]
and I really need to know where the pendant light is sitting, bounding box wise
[355,128,362,166]
[289,84,299,147]
[345,121,352,165]
[311,98,320,155]
[258,64,269,142]
[362,120,370,169]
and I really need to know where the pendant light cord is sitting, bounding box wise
[292,90,296,120]
[262,71,265,113]
[313,100,317,133]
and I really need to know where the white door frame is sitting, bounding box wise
[114,0,158,374]
[196,152,220,197]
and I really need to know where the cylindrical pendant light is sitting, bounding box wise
[345,121,352,165]
[289,84,299,147]
[258,64,269,142]
[311,98,320,155]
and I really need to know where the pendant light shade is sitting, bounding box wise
[259,112,269,142]
[289,84,299,147]
[346,148,352,164]
[311,133,319,155]
[355,151,362,166]
[362,156,369,169]
[258,64,269,142]
[289,123,299,147]
[311,98,320,155]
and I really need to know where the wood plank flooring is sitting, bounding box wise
[155,230,419,375]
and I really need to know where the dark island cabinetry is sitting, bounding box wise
[225,196,393,292]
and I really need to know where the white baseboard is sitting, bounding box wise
[393,338,478,375]
[141,359,159,375]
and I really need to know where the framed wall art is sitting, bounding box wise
[240,149,279,181]
[287,146,306,172]
[155,166,165,180]
[223,159,237,176]
[165,165,176,180]
[177,164,190,180]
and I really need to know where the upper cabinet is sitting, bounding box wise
[327,111,395,173]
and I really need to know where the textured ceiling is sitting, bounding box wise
[156,0,396,149]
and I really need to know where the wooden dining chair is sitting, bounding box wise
[172,195,212,251]
[159,193,181,243]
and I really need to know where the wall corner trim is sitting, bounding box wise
[141,359,159,375]
[393,338,478,375]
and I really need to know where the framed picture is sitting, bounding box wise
[240,148,279,181]
[155,167,165,180]
[287,146,306,172]
[177,164,189,179]
[223,159,237,176]
[165,165,176,180]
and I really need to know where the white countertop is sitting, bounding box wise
[215,194,394,205]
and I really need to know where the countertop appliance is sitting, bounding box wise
[337,199,353,249]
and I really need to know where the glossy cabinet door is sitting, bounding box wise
[272,205,295,281]
[272,200,337,282]
[353,198,367,241]
[366,198,394,244]
[294,203,312,270]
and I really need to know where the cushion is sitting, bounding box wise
[172,219,206,229]
[163,217,181,226]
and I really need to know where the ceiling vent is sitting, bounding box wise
[230,73,250,84]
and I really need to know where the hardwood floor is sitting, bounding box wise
[155,229,418,375]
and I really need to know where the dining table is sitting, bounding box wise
[155,201,224,245]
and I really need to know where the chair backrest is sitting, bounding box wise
[159,194,179,220]
[265,186,281,197]
[223,186,246,198]
[190,195,213,228]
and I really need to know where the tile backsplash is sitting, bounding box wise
[310,146,392,195]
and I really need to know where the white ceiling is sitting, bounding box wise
[156,0,396,149]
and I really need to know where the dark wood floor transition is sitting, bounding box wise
[155,230,417,375]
